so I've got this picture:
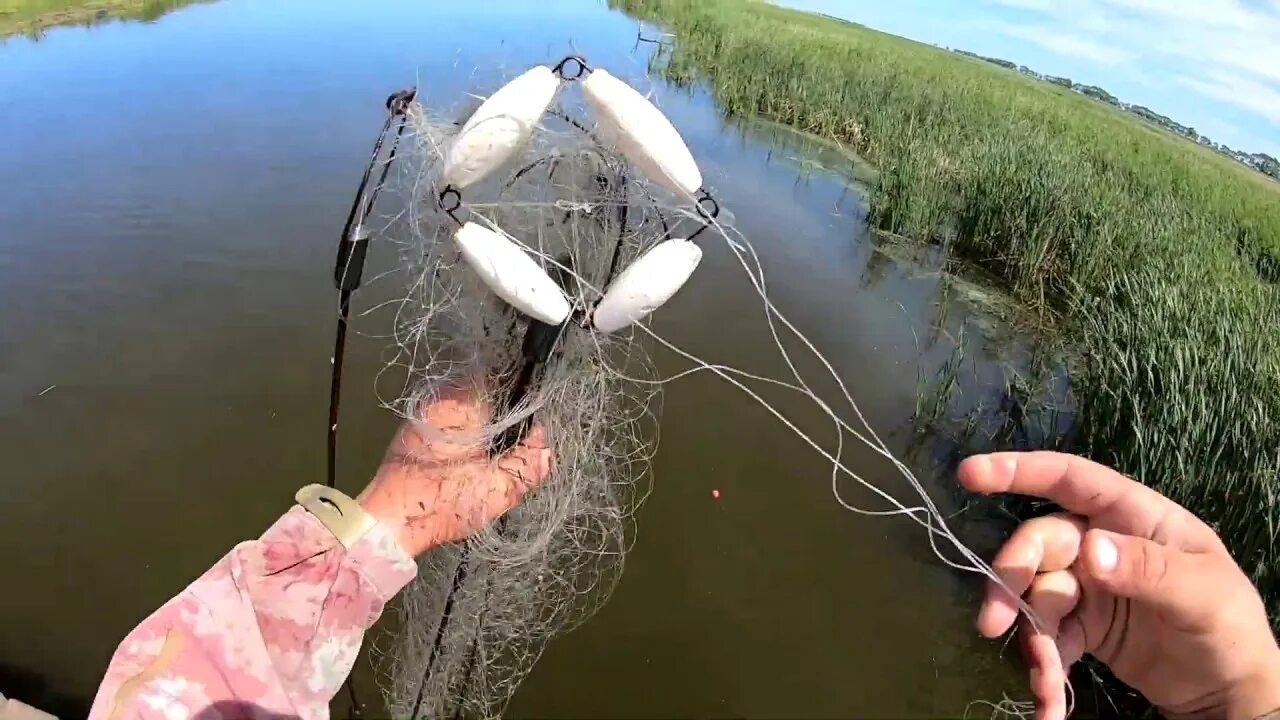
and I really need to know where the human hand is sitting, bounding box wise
[356,381,553,557]
[959,451,1280,720]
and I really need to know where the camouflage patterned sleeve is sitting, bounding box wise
[87,505,417,720]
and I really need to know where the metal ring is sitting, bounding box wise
[552,55,591,81]
[438,186,465,227]
[687,188,720,243]
[695,188,720,220]
[438,186,461,212]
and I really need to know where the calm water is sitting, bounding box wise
[0,1,1031,716]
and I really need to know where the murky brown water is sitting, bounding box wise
[0,1,1037,716]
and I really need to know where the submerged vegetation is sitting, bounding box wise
[615,0,1280,624]
[0,0,206,38]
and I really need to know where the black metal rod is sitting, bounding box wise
[448,590,488,720]
[326,290,354,488]
[412,553,470,719]
[490,313,568,456]
[329,87,414,718]
[326,88,414,489]
[602,170,630,288]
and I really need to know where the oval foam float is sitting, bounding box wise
[454,222,571,325]
[582,68,703,197]
[593,239,702,333]
[442,66,559,190]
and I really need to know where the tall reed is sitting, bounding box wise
[616,0,1280,622]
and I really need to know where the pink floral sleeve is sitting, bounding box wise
[88,506,417,720]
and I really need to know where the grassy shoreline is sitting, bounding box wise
[0,0,205,38]
[616,0,1280,625]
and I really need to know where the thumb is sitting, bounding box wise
[1081,529,1212,623]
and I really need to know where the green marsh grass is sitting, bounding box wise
[616,0,1280,624]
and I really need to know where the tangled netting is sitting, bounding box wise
[361,96,705,719]
[352,63,1055,720]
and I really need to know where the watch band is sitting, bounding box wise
[295,484,378,550]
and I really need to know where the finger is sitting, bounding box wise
[418,382,491,429]
[1025,570,1081,636]
[520,425,548,451]
[1020,573,1084,720]
[1079,529,1217,632]
[1057,611,1086,667]
[396,399,490,463]
[958,452,1173,528]
[1020,620,1069,720]
[978,514,1086,637]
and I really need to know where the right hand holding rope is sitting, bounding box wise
[960,452,1280,720]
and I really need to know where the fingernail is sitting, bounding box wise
[975,600,991,633]
[960,454,990,479]
[1091,534,1118,573]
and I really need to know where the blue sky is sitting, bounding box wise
[776,0,1280,157]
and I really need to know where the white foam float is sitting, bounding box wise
[442,66,560,190]
[593,239,703,333]
[582,68,703,198]
[453,222,571,325]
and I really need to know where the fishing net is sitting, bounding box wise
[357,90,698,719]
[333,58,1050,720]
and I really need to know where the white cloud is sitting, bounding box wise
[1178,72,1280,125]
[1204,117,1242,140]
[989,0,1056,10]
[988,22,1133,65]
[1122,2,1280,86]
[984,0,1280,135]
[1095,0,1258,30]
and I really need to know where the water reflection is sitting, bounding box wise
[0,0,215,41]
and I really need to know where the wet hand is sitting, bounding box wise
[959,451,1280,720]
[356,381,553,557]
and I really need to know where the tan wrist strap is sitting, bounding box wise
[295,484,378,550]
